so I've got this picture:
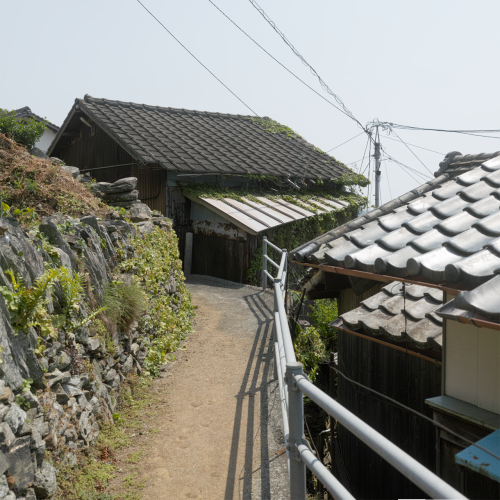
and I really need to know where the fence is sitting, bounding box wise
[261,237,466,500]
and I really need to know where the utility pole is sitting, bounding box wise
[373,123,381,208]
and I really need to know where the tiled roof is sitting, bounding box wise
[184,192,349,235]
[14,106,60,132]
[291,151,500,324]
[49,95,349,180]
[331,281,443,349]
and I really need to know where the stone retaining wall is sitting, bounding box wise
[0,205,182,499]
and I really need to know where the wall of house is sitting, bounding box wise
[445,320,500,414]
[57,123,167,214]
[336,328,442,499]
[335,283,442,499]
[36,128,58,153]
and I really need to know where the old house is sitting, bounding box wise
[14,106,60,153]
[291,151,500,499]
[48,95,366,283]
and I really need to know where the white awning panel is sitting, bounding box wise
[184,191,346,235]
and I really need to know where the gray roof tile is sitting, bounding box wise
[293,150,500,323]
[49,95,349,180]
[336,281,444,349]
[293,150,500,324]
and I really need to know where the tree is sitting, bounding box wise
[0,109,47,150]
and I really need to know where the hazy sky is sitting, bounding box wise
[2,0,500,204]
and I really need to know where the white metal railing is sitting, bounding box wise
[261,236,466,500]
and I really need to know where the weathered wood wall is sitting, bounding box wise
[191,232,261,283]
[336,331,441,499]
[335,285,442,499]
[56,123,167,213]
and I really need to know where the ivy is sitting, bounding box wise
[119,227,195,376]
[249,117,302,140]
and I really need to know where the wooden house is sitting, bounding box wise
[291,151,500,499]
[48,95,359,283]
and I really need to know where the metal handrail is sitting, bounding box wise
[261,237,467,500]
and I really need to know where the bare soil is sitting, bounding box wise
[107,275,289,500]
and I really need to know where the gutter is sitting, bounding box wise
[294,261,500,330]
[292,260,471,297]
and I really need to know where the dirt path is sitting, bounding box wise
[108,275,289,499]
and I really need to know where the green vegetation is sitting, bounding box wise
[0,267,104,340]
[0,109,46,150]
[119,227,195,376]
[293,297,338,381]
[249,116,303,140]
[103,280,148,332]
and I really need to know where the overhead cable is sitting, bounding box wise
[208,0,356,122]
[135,0,258,116]
[247,0,367,132]
[388,128,434,176]
[381,134,444,156]
[326,132,365,152]
[378,121,500,140]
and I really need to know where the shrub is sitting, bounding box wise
[103,280,148,332]
[0,109,47,150]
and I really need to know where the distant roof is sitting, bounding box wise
[291,151,500,325]
[48,95,349,180]
[332,281,443,350]
[14,106,60,132]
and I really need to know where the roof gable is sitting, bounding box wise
[48,95,349,180]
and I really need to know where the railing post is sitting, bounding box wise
[262,236,268,291]
[286,362,306,500]
[273,278,280,380]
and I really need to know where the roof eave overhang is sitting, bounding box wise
[294,261,472,297]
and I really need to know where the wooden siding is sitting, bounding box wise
[335,284,441,499]
[336,330,441,499]
[191,232,261,283]
[338,283,385,315]
[56,123,167,214]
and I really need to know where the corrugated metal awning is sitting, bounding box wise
[183,192,349,235]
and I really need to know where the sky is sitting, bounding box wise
[2,0,500,204]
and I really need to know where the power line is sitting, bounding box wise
[389,127,434,176]
[135,0,258,116]
[326,132,365,152]
[383,159,392,201]
[383,151,430,185]
[247,0,366,132]
[381,134,444,156]
[208,0,356,123]
[379,121,500,140]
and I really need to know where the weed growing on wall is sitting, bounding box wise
[292,295,338,381]
[120,227,195,376]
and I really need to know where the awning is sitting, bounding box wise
[183,192,349,235]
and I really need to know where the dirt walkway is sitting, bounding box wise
[108,275,289,499]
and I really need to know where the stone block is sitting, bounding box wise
[7,436,34,494]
